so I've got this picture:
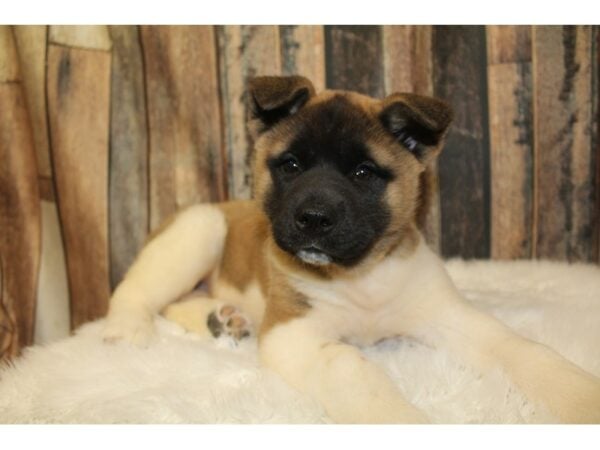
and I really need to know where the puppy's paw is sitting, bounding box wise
[103,311,156,347]
[207,304,252,341]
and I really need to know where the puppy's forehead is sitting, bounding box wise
[263,92,388,158]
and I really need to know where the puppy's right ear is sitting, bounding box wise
[247,75,315,138]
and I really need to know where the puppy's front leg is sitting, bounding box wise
[104,204,227,345]
[260,317,427,423]
[424,296,600,423]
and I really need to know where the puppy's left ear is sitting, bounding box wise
[380,93,453,164]
[247,75,315,138]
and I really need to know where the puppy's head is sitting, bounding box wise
[249,76,452,272]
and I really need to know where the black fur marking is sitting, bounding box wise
[264,96,392,267]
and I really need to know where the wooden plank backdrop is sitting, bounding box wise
[533,26,595,261]
[108,25,149,289]
[0,26,41,359]
[1,25,599,361]
[487,25,534,259]
[46,26,112,329]
[433,25,492,259]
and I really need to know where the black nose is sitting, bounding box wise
[295,208,335,234]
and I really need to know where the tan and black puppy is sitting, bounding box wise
[104,76,600,423]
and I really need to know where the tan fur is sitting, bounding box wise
[216,201,311,332]
[104,77,600,423]
[215,200,269,292]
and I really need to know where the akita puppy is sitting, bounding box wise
[104,75,600,423]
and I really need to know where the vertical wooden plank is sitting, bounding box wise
[217,25,281,200]
[49,25,111,50]
[433,26,491,259]
[47,26,112,329]
[383,25,433,95]
[0,26,41,359]
[0,26,20,81]
[324,25,384,97]
[13,26,71,344]
[141,26,225,230]
[12,26,52,183]
[280,25,325,92]
[533,26,595,261]
[487,26,532,64]
[487,26,534,259]
[108,26,149,288]
[383,25,441,252]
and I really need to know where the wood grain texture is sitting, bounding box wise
[141,26,225,230]
[0,28,41,359]
[38,175,55,201]
[488,63,533,259]
[280,25,325,92]
[47,44,111,328]
[433,26,491,259]
[0,26,20,82]
[383,25,433,96]
[49,25,111,50]
[487,26,534,259]
[324,25,384,98]
[487,26,532,64]
[13,25,52,180]
[383,25,441,252]
[533,26,595,261]
[217,25,281,200]
[108,26,149,288]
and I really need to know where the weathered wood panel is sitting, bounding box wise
[280,25,325,92]
[142,26,226,229]
[217,25,281,200]
[0,26,20,81]
[487,26,534,259]
[383,25,441,252]
[47,27,112,328]
[433,26,491,259]
[141,26,226,226]
[487,26,532,64]
[13,26,52,182]
[108,26,149,288]
[533,26,595,261]
[324,25,384,98]
[383,25,433,96]
[49,25,111,51]
[0,26,41,359]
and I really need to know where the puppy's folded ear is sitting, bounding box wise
[247,75,315,138]
[380,93,453,164]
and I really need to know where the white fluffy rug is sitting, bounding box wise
[1,259,600,424]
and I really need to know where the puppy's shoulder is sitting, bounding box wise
[216,200,270,290]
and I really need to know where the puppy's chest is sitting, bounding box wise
[291,259,415,344]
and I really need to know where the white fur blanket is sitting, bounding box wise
[1,259,599,424]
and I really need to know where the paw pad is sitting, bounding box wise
[207,304,252,341]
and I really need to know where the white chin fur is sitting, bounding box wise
[297,250,332,266]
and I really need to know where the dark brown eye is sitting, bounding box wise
[279,156,302,175]
[352,162,376,180]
